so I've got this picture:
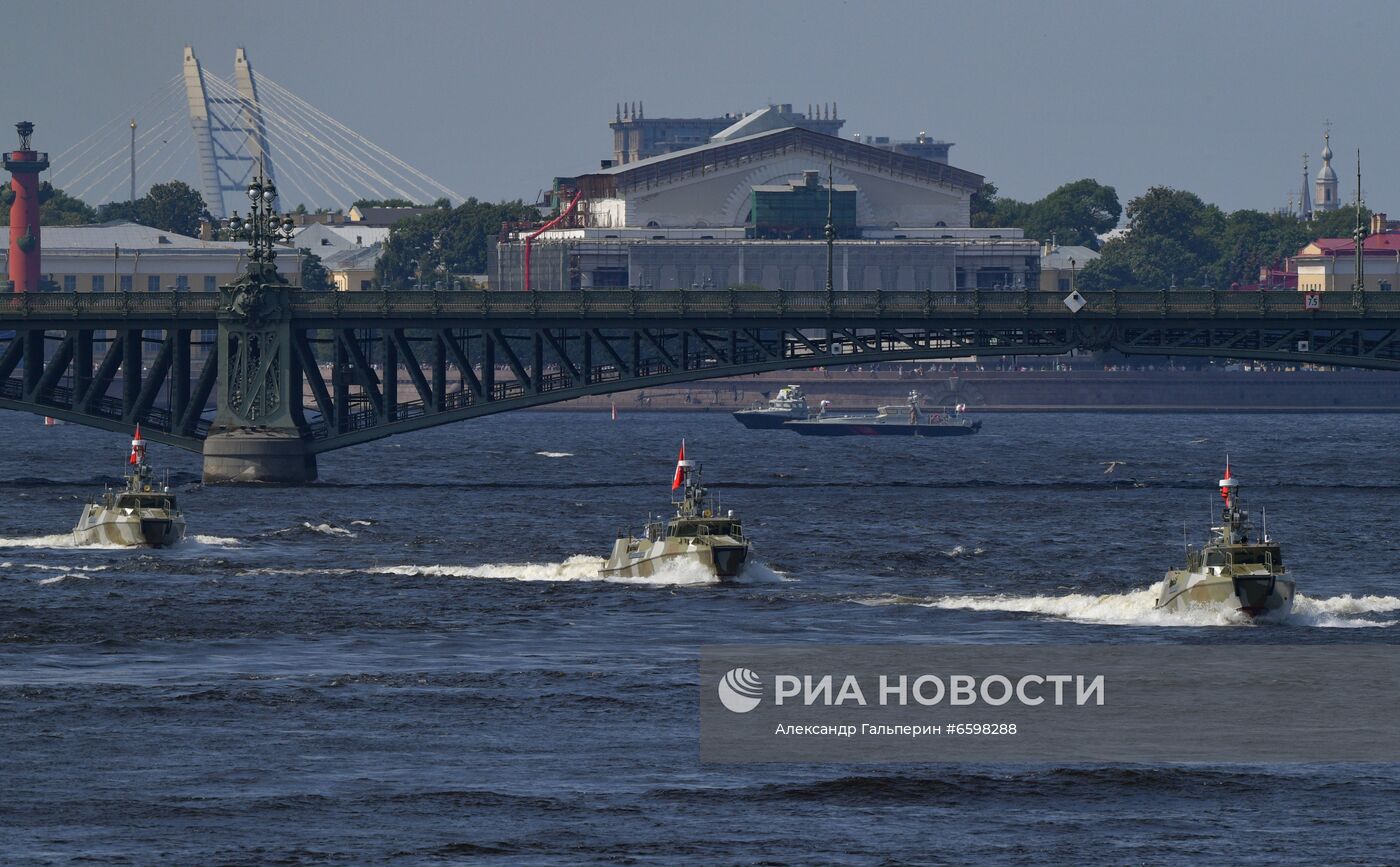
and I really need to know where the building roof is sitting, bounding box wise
[1299,233,1400,256]
[347,206,438,226]
[0,221,244,252]
[710,105,800,142]
[320,243,383,272]
[293,222,391,250]
[1041,244,1099,269]
[577,126,983,195]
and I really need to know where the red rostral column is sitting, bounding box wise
[4,121,50,293]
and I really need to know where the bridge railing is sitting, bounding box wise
[285,288,1400,319]
[5,288,1400,320]
[0,292,222,317]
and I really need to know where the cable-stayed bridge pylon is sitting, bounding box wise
[51,47,462,217]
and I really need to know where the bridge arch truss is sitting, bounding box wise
[3,288,1400,457]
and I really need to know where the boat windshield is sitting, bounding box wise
[116,494,175,510]
[671,520,741,539]
[1204,546,1282,568]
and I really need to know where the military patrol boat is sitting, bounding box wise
[1155,462,1294,621]
[603,441,750,580]
[72,425,186,548]
[732,384,811,429]
[784,390,980,436]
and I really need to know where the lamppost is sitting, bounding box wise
[224,173,296,284]
[824,160,836,298]
[432,233,446,289]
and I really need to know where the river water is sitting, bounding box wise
[3,409,1398,864]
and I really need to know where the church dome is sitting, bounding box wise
[1316,131,1337,182]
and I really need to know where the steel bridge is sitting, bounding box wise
[3,286,1400,481]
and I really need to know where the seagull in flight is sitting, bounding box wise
[1103,461,1126,474]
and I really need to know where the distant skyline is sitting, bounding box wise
[4,0,1398,217]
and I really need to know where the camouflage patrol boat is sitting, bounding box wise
[1155,463,1293,622]
[732,384,810,429]
[72,425,186,548]
[602,442,750,580]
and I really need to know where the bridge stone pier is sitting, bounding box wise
[202,271,316,483]
[4,282,1400,482]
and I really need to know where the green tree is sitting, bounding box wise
[971,178,1119,249]
[351,197,421,209]
[1213,210,1313,286]
[970,182,1000,227]
[0,181,96,226]
[375,197,538,288]
[141,181,206,236]
[1020,179,1121,250]
[299,248,331,291]
[95,199,144,223]
[1076,186,1224,289]
[1309,206,1370,240]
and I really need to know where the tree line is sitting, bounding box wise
[4,175,1369,293]
[975,178,1367,289]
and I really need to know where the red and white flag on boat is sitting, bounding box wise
[130,424,145,466]
[1219,459,1236,503]
[671,439,687,490]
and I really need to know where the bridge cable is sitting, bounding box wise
[256,74,461,202]
[203,76,373,209]
[244,77,426,203]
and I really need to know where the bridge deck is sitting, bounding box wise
[2,288,1399,457]
[0,288,1394,324]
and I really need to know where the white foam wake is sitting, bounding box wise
[276,522,356,538]
[859,585,1399,629]
[1,561,110,573]
[1292,593,1400,628]
[534,451,574,458]
[189,534,241,547]
[0,533,86,549]
[0,532,241,552]
[0,533,133,551]
[369,553,773,586]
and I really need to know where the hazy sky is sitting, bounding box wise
[4,0,1397,216]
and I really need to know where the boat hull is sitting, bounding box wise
[72,509,186,548]
[602,535,749,580]
[1156,569,1295,621]
[784,419,981,436]
[733,410,805,429]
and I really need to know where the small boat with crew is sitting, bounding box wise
[732,384,810,429]
[1154,462,1294,621]
[72,425,186,548]
[783,390,980,437]
[602,441,751,580]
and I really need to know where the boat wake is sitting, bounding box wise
[534,451,574,459]
[0,532,123,550]
[370,554,783,586]
[266,522,357,539]
[857,585,1399,628]
[188,534,242,547]
[37,574,92,585]
[0,533,241,552]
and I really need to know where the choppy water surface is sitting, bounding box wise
[3,410,1398,864]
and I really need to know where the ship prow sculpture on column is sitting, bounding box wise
[202,171,318,483]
